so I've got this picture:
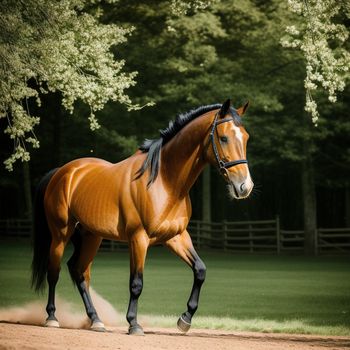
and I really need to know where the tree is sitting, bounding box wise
[280,0,350,253]
[282,0,350,124]
[0,0,137,171]
[1,0,349,250]
[102,0,299,223]
[0,0,213,171]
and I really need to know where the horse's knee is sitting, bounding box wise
[130,273,143,298]
[194,261,206,284]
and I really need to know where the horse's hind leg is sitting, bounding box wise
[45,238,67,327]
[67,227,104,331]
[164,230,206,333]
[45,218,76,327]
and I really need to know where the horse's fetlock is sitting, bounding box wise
[88,311,99,321]
[46,304,56,314]
[126,311,136,324]
[187,300,198,314]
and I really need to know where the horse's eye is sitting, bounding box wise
[220,136,228,143]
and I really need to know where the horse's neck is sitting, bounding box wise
[161,112,213,196]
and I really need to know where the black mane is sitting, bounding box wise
[135,103,242,187]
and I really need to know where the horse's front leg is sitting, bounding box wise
[126,231,149,335]
[164,230,206,333]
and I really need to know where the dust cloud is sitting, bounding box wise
[0,288,125,329]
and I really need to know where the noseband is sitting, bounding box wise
[209,112,248,177]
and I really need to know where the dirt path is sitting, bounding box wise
[1,323,350,350]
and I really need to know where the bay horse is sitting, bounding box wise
[31,99,253,335]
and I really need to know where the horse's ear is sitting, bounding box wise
[237,101,249,117]
[219,99,231,118]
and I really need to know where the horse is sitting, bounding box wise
[31,98,254,335]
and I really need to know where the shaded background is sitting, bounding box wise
[0,0,349,235]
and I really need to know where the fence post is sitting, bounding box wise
[276,215,281,255]
[315,228,318,256]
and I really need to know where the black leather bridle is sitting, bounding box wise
[209,112,248,176]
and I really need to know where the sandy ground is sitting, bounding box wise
[1,323,350,350]
[0,292,349,349]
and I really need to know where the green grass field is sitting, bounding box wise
[0,240,349,335]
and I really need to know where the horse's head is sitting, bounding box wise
[206,99,254,199]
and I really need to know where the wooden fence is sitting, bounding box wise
[0,218,349,255]
[0,219,32,239]
[188,218,281,253]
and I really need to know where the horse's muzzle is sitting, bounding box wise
[228,179,254,199]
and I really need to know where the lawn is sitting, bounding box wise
[0,240,349,335]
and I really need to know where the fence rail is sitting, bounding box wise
[0,218,349,255]
[0,219,32,239]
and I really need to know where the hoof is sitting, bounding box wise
[45,318,60,328]
[91,321,106,332]
[128,325,144,336]
[177,315,191,333]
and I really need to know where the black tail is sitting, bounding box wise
[31,168,59,292]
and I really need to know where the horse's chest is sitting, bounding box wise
[138,184,191,237]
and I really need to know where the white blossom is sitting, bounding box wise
[170,0,213,16]
[0,0,137,170]
[282,0,350,124]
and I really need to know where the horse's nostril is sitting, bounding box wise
[240,183,245,192]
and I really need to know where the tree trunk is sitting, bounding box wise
[23,161,32,220]
[302,153,317,255]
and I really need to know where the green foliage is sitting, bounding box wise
[282,0,350,124]
[0,0,136,170]
[170,0,213,16]
[96,127,138,157]
[0,0,348,227]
